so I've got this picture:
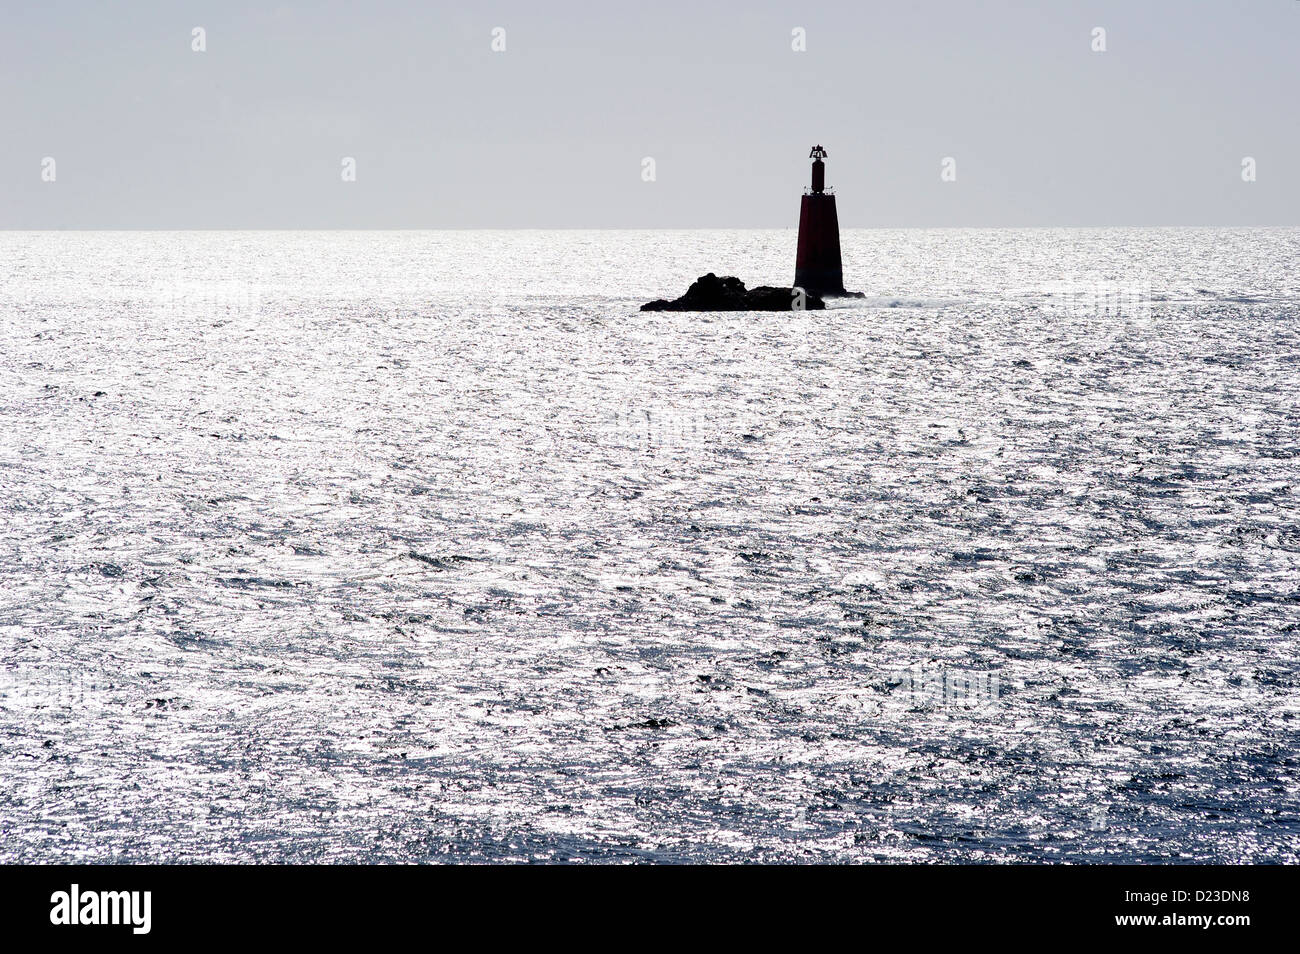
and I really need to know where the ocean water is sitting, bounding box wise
[1,227,1298,863]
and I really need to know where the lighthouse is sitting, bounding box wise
[794,145,846,296]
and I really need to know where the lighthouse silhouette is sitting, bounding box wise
[794,145,846,296]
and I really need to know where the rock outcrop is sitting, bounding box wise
[641,273,825,312]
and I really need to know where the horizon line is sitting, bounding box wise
[3,224,1299,233]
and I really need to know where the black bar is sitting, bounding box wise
[0,863,1276,942]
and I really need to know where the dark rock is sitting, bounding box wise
[408,551,476,570]
[641,273,825,312]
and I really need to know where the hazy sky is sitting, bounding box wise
[2,0,1296,228]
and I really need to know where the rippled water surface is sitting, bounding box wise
[2,228,1298,862]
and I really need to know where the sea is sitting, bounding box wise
[1,227,1297,862]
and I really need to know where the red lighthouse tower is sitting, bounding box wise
[794,145,846,296]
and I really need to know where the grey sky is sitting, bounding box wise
[2,0,1296,228]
